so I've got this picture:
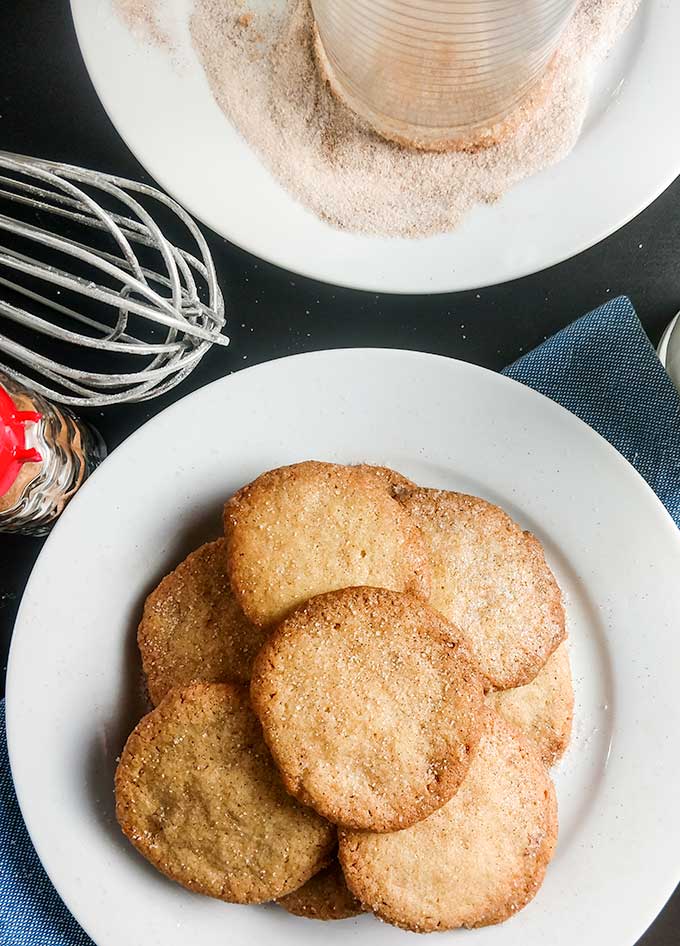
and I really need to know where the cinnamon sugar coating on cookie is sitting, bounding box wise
[224,461,431,627]
[251,586,484,832]
[278,857,364,920]
[398,488,565,689]
[138,540,267,705]
[339,712,558,931]
[352,463,415,498]
[488,640,574,766]
[115,683,335,903]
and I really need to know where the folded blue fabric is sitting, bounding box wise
[2,295,679,945]
[0,700,93,946]
[502,295,680,527]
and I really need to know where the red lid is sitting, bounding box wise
[0,384,43,497]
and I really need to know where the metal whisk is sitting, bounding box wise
[0,151,228,407]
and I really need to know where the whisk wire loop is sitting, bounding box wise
[0,151,227,406]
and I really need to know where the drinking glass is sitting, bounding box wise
[310,0,579,150]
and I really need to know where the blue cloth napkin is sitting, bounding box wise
[502,295,680,527]
[0,700,93,946]
[2,295,679,946]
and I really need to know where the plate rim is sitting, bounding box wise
[7,347,680,946]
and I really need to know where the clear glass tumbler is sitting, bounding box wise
[310,0,579,150]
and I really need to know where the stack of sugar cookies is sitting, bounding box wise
[116,461,573,932]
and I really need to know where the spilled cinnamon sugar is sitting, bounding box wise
[114,0,640,238]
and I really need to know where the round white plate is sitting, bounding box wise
[69,0,680,293]
[7,349,680,946]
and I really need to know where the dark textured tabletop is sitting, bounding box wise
[1,3,679,943]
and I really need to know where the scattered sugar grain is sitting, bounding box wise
[113,0,171,48]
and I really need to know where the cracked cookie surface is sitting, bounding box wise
[251,586,484,832]
[115,683,335,902]
[340,712,558,931]
[225,461,431,627]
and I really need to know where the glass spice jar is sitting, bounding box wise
[0,373,106,536]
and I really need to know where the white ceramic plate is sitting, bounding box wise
[7,349,680,946]
[69,0,680,293]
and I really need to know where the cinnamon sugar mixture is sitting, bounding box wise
[114,0,640,238]
[114,0,172,48]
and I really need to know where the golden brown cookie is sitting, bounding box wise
[138,540,267,705]
[115,683,335,903]
[250,586,485,832]
[278,858,364,920]
[339,712,558,932]
[398,488,565,689]
[224,461,431,627]
[488,640,573,766]
[353,463,415,498]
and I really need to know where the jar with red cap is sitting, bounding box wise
[0,373,106,535]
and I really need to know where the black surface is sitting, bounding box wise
[1,3,679,943]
